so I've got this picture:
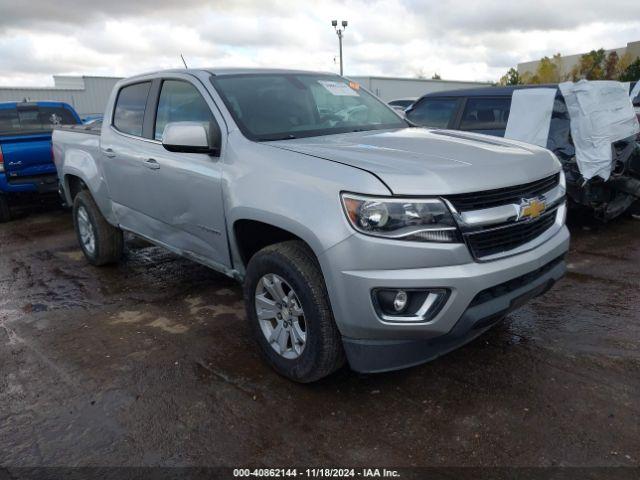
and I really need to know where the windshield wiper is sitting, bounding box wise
[259,133,298,141]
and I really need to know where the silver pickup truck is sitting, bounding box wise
[53,68,570,382]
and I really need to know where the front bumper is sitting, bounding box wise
[343,255,565,373]
[319,224,570,373]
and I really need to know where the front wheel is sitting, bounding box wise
[243,241,345,383]
[73,190,123,266]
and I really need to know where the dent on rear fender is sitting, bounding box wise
[63,154,116,224]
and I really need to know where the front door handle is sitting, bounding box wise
[102,148,116,158]
[143,158,160,170]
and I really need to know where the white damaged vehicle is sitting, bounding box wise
[407,80,640,221]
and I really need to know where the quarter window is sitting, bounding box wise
[113,82,151,137]
[154,80,215,141]
[406,98,458,128]
[459,97,511,131]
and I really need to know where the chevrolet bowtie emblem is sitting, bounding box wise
[518,198,546,221]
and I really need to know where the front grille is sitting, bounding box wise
[466,210,557,259]
[446,173,560,212]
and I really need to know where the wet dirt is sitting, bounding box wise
[0,205,638,467]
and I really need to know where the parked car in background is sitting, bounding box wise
[387,98,416,112]
[406,84,640,221]
[630,81,640,121]
[53,68,568,382]
[0,101,82,221]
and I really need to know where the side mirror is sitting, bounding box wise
[162,122,219,155]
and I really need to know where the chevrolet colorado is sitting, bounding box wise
[53,69,570,382]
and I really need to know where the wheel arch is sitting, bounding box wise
[230,212,325,274]
[62,167,118,225]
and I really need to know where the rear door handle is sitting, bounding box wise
[102,148,116,158]
[143,158,160,170]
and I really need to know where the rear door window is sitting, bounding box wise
[459,97,511,132]
[406,98,458,128]
[154,80,216,141]
[113,82,151,137]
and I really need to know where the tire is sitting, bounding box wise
[0,195,10,223]
[72,190,123,266]
[243,240,345,383]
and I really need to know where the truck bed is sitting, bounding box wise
[54,123,102,136]
[52,126,102,182]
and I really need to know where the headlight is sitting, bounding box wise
[341,193,460,242]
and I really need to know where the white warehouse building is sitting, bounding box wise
[0,74,491,118]
[0,76,121,118]
[349,76,491,102]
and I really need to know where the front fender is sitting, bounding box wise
[222,134,391,276]
[227,206,331,270]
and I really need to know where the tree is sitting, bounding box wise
[431,72,441,80]
[616,52,634,78]
[619,58,640,82]
[576,49,606,80]
[532,54,563,84]
[507,48,635,85]
[499,67,522,85]
[604,51,619,80]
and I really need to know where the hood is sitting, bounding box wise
[266,128,560,195]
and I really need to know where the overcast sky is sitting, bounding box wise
[1,0,639,86]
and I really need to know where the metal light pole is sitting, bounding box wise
[331,20,348,76]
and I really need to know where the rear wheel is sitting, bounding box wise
[244,241,345,383]
[73,190,123,266]
[0,195,9,223]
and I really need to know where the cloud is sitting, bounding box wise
[406,0,640,33]
[0,0,638,86]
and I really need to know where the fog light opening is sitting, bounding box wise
[373,288,450,322]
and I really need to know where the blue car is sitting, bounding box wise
[0,101,81,221]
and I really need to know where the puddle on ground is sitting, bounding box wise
[111,310,148,325]
[57,250,85,262]
[110,310,189,334]
[185,296,244,318]
[147,317,189,334]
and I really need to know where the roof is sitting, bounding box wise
[0,100,74,108]
[206,67,335,76]
[126,67,336,81]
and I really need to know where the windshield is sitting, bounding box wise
[0,104,79,135]
[210,73,407,141]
